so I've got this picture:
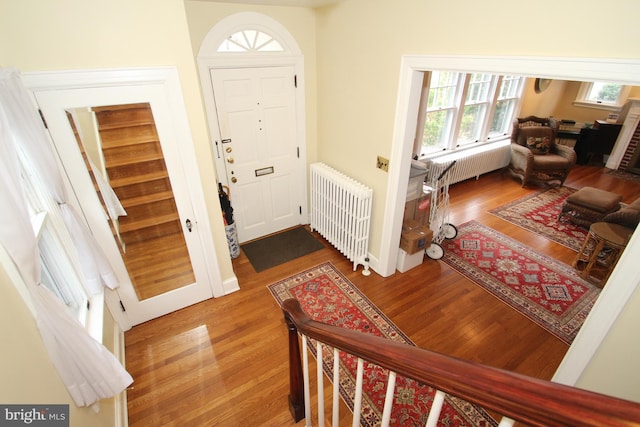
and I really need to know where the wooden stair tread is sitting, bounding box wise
[109,170,169,188]
[105,152,164,168]
[101,133,160,149]
[118,212,179,233]
[120,191,174,209]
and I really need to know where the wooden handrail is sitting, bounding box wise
[282,298,640,427]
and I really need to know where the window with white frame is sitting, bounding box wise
[217,30,284,52]
[18,147,90,323]
[574,81,631,111]
[415,71,524,157]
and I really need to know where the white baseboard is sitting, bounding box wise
[223,275,240,295]
[114,323,129,427]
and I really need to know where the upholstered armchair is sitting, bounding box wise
[508,116,577,187]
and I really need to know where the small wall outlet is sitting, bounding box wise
[376,156,389,172]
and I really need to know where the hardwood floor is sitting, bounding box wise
[125,165,640,426]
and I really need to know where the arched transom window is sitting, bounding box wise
[217,30,284,53]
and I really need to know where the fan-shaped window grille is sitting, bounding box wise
[217,30,284,53]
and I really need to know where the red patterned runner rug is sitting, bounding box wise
[268,262,497,427]
[488,186,587,251]
[442,221,599,344]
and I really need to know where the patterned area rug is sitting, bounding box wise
[489,186,588,251]
[606,168,640,183]
[442,221,599,344]
[268,262,497,427]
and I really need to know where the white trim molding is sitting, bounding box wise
[384,54,640,392]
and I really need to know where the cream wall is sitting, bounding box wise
[519,79,565,119]
[315,0,640,265]
[0,265,115,427]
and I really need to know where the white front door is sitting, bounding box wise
[211,67,302,243]
[34,82,217,327]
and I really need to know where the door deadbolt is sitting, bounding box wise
[231,177,237,183]
[185,219,192,232]
[225,147,232,153]
[227,157,234,164]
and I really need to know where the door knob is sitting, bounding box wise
[227,157,234,164]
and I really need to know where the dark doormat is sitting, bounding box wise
[241,226,325,272]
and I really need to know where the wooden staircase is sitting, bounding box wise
[90,103,194,300]
[282,299,640,426]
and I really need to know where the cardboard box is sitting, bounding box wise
[404,191,431,226]
[402,219,422,232]
[399,225,433,254]
[397,247,424,273]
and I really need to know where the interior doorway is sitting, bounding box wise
[25,68,228,329]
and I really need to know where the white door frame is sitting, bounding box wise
[197,12,309,225]
[385,55,640,388]
[23,66,226,329]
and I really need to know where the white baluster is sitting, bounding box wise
[332,348,340,427]
[302,335,311,427]
[380,371,397,427]
[351,358,364,427]
[425,390,445,427]
[498,416,515,427]
[316,342,324,427]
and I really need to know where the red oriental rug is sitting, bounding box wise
[442,221,599,344]
[268,262,497,427]
[488,186,587,251]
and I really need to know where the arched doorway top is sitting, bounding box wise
[198,12,301,59]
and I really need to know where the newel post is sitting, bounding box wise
[284,310,305,422]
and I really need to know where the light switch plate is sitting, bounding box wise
[377,156,389,172]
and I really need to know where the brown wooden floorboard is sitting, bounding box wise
[125,164,640,426]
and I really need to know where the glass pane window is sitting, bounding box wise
[499,75,520,99]
[466,73,492,103]
[420,71,461,154]
[575,81,630,110]
[586,82,623,104]
[423,109,454,152]
[490,99,515,135]
[427,71,459,110]
[415,72,524,157]
[459,103,487,143]
[17,147,89,320]
[490,76,521,136]
[217,30,284,52]
[458,73,492,145]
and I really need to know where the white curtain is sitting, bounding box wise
[0,67,133,407]
[1,70,118,295]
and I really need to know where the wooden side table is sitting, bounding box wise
[573,222,633,286]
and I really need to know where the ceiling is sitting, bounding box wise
[190,0,347,8]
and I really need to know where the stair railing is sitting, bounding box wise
[282,298,640,427]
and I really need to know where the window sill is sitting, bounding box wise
[572,100,622,112]
[420,138,511,161]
